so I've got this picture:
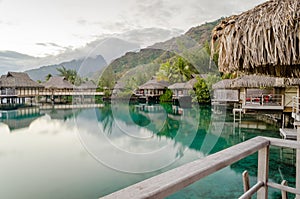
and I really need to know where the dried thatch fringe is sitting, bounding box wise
[212,0,300,77]
[212,75,300,89]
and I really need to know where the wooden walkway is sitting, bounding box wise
[280,128,297,140]
[40,104,104,110]
[39,91,104,96]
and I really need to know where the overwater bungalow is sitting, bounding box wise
[75,80,98,103]
[212,79,238,104]
[40,76,74,103]
[137,77,170,103]
[168,78,198,106]
[40,77,103,104]
[103,0,300,198]
[77,80,97,92]
[111,81,126,98]
[232,75,287,111]
[211,0,300,197]
[0,72,44,106]
[213,75,300,114]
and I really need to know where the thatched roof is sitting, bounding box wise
[212,79,235,89]
[0,72,43,88]
[168,77,199,90]
[212,75,300,89]
[139,77,170,90]
[78,81,97,89]
[168,83,186,90]
[114,81,126,90]
[231,75,287,88]
[43,76,73,89]
[212,0,300,77]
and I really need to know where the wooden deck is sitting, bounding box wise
[280,128,297,140]
[242,104,284,110]
[101,137,300,199]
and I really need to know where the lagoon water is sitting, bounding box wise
[0,103,296,199]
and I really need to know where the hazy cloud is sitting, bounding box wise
[130,0,265,29]
[77,19,87,26]
[35,43,47,47]
[0,0,267,75]
[0,26,184,75]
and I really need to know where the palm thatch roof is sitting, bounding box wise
[78,81,97,89]
[168,83,186,90]
[231,75,287,88]
[0,72,43,88]
[43,76,73,89]
[168,77,199,90]
[212,75,300,89]
[212,0,300,77]
[139,77,170,90]
[212,79,235,89]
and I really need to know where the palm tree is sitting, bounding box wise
[156,57,197,83]
[56,65,81,85]
[45,73,52,81]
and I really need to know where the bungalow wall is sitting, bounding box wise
[17,87,40,96]
[1,87,40,97]
[283,86,298,108]
[213,89,239,102]
[172,89,190,97]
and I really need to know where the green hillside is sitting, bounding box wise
[98,19,221,90]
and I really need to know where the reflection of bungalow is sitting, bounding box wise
[137,77,170,103]
[212,79,238,104]
[0,107,43,130]
[0,72,44,106]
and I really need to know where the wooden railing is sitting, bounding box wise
[101,136,300,199]
[0,89,17,96]
[39,91,104,96]
[245,94,283,106]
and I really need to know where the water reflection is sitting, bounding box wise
[75,103,202,173]
[0,103,296,198]
[0,107,43,131]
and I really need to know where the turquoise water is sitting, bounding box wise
[0,103,295,199]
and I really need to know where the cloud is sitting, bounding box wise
[77,19,87,26]
[128,0,265,30]
[35,43,47,47]
[0,26,183,75]
[117,28,184,48]
[35,42,66,48]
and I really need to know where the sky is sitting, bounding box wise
[0,0,266,72]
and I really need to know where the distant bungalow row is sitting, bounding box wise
[2,71,300,118]
[0,71,102,107]
[133,74,300,112]
[133,76,199,104]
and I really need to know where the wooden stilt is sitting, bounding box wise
[242,170,251,199]
[281,180,288,199]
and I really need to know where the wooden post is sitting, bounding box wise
[242,170,251,199]
[281,180,288,199]
[257,146,269,199]
[296,124,300,199]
